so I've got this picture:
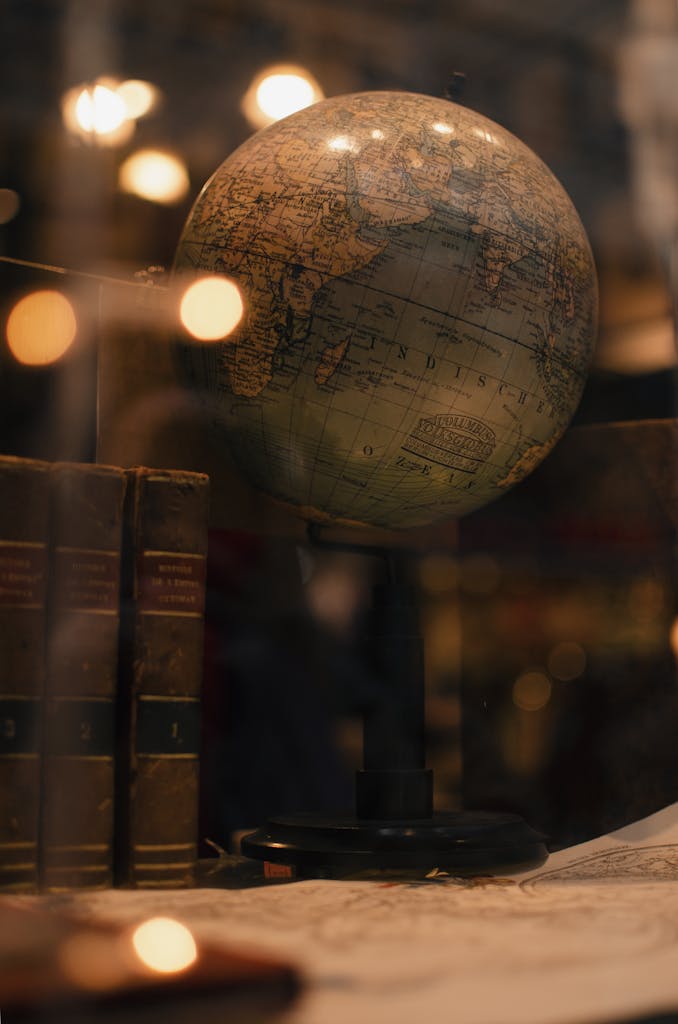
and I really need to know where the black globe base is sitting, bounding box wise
[240,810,548,878]
[241,566,548,881]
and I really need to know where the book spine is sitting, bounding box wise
[116,467,209,888]
[41,463,125,891]
[0,457,50,892]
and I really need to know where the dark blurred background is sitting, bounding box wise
[1,0,678,853]
[2,0,677,452]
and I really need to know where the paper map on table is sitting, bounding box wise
[48,803,678,1024]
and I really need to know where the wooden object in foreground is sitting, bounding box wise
[0,455,50,891]
[116,467,209,888]
[41,463,126,891]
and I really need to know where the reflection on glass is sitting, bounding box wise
[432,122,454,135]
[242,64,324,130]
[119,150,190,205]
[131,917,197,974]
[547,641,586,681]
[179,276,244,341]
[512,670,552,712]
[6,290,77,366]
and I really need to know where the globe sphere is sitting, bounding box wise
[174,91,597,530]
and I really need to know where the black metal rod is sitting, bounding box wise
[357,581,433,820]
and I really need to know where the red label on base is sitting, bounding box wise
[264,862,294,879]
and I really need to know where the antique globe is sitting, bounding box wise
[173,90,597,533]
[173,90,598,875]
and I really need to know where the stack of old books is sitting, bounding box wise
[0,456,209,892]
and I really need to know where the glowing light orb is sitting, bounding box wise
[512,671,552,712]
[6,290,77,366]
[242,64,324,129]
[179,276,244,341]
[119,149,190,205]
[131,917,197,974]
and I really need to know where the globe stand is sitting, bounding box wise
[241,541,547,878]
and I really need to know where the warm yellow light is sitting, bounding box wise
[512,670,552,712]
[371,129,385,140]
[0,188,20,224]
[242,64,324,129]
[116,79,160,119]
[119,150,190,205]
[257,73,316,121]
[594,316,676,374]
[61,81,134,146]
[6,290,77,366]
[670,617,678,660]
[180,276,244,341]
[547,641,586,681]
[76,84,127,134]
[131,917,197,974]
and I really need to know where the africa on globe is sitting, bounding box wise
[173,90,597,530]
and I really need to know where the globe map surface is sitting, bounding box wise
[174,91,597,530]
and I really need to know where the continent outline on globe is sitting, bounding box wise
[174,90,598,530]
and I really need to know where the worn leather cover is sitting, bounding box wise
[116,467,209,887]
[42,462,126,890]
[0,455,50,891]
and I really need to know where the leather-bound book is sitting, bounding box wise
[116,467,209,888]
[0,455,50,892]
[41,463,126,891]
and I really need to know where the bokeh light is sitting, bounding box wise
[419,553,459,594]
[242,64,324,129]
[627,576,666,623]
[547,640,586,681]
[119,150,190,205]
[512,670,552,712]
[459,553,501,595]
[6,290,77,366]
[131,917,197,974]
[0,188,20,224]
[61,80,135,146]
[179,276,244,341]
[116,79,161,119]
[670,617,678,660]
[61,77,161,144]
[75,84,126,134]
